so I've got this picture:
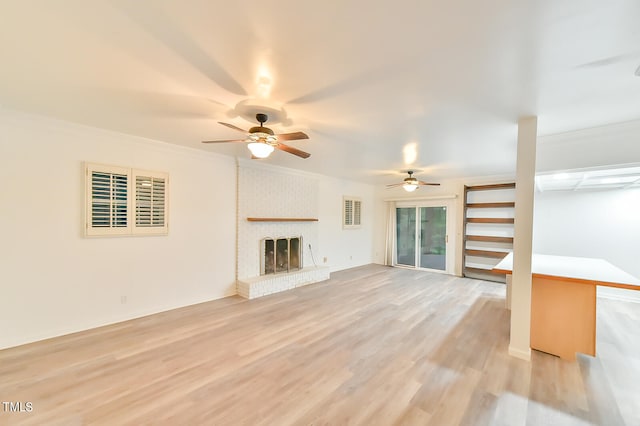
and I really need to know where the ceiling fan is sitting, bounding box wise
[387,171,440,192]
[202,113,310,159]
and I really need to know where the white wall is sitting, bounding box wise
[533,188,640,302]
[0,109,237,349]
[318,176,375,272]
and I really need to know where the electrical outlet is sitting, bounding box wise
[323,257,327,263]
[121,295,127,304]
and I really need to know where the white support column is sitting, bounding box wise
[509,116,538,361]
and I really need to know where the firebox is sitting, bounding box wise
[261,236,302,275]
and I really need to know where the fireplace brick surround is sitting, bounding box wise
[236,162,330,299]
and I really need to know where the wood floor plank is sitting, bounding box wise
[576,354,627,426]
[0,264,638,425]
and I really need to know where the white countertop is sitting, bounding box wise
[494,252,640,289]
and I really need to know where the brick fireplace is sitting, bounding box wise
[236,162,330,299]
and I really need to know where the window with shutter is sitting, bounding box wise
[134,170,168,235]
[86,163,168,236]
[343,196,362,229]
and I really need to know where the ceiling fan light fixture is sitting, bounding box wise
[249,126,275,136]
[247,142,274,158]
[403,182,419,192]
[249,131,277,143]
[387,170,439,191]
[204,113,311,159]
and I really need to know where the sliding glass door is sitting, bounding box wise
[418,206,447,270]
[396,208,417,266]
[396,205,448,271]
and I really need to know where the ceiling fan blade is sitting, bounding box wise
[276,131,309,141]
[201,139,246,144]
[386,183,405,188]
[219,122,247,133]
[116,2,247,96]
[417,181,440,186]
[275,142,311,159]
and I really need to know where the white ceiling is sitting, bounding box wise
[1,0,640,184]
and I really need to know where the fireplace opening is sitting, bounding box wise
[261,236,302,275]
[276,238,288,273]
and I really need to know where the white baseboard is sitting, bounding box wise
[508,345,532,361]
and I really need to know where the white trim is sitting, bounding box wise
[384,201,396,266]
[508,345,532,361]
[383,194,457,202]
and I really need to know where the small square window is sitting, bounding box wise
[343,197,362,229]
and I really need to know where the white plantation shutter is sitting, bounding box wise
[344,199,353,226]
[90,172,128,227]
[353,200,362,226]
[134,170,168,235]
[86,163,168,236]
[136,176,153,226]
[86,164,131,236]
[343,197,362,229]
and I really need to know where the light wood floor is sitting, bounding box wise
[1,265,639,425]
